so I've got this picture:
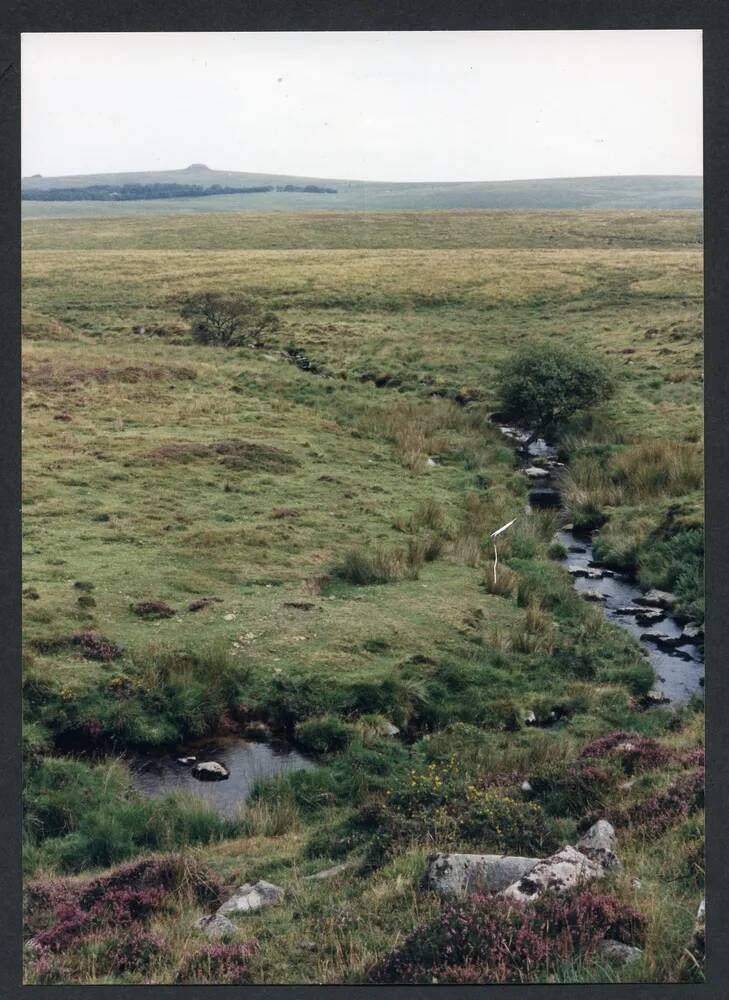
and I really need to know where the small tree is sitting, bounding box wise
[495,342,615,440]
[179,292,279,347]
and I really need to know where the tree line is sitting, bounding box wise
[22,182,338,202]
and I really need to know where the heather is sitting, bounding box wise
[368,889,647,983]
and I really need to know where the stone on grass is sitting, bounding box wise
[427,852,540,897]
[304,863,350,881]
[500,846,604,903]
[218,880,284,916]
[576,820,622,871]
[597,940,643,964]
[191,760,230,781]
[195,913,236,936]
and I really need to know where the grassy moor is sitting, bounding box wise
[22,208,704,985]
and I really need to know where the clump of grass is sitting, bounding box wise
[482,564,517,597]
[512,603,556,655]
[335,544,421,585]
[612,440,703,499]
[294,715,354,755]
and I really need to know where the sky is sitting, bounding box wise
[21,30,702,182]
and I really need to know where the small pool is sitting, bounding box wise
[128,735,314,816]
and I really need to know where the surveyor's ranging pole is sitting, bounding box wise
[490,518,517,584]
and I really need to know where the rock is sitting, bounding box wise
[681,622,704,642]
[568,544,586,553]
[635,609,666,626]
[426,457,438,467]
[191,760,230,781]
[576,820,622,871]
[646,688,669,704]
[520,780,533,793]
[427,852,540,896]
[524,711,537,726]
[177,756,197,765]
[218,880,284,916]
[382,721,400,737]
[501,846,604,903]
[582,590,607,602]
[597,940,643,964]
[304,863,349,881]
[524,466,549,478]
[640,631,682,649]
[635,589,678,609]
[569,567,606,580]
[195,913,236,936]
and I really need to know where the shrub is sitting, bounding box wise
[71,631,123,661]
[131,601,176,620]
[179,292,278,347]
[482,563,517,597]
[368,889,646,983]
[294,715,353,755]
[495,342,615,440]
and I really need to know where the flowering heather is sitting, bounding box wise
[71,631,123,661]
[25,856,224,957]
[681,746,705,769]
[96,929,165,976]
[580,731,673,774]
[579,731,634,759]
[624,768,704,837]
[368,889,646,983]
[175,941,259,984]
[131,600,176,619]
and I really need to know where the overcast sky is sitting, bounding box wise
[21,30,702,182]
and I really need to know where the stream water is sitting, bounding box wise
[128,735,314,817]
[498,425,704,704]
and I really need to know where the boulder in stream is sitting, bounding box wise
[582,590,607,603]
[191,760,230,781]
[635,589,678,609]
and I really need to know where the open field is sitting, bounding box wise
[22,210,703,984]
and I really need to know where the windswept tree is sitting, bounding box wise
[179,292,279,347]
[495,342,615,440]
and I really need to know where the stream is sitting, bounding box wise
[498,425,704,705]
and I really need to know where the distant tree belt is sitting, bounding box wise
[22,182,338,201]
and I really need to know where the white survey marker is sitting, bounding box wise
[489,517,517,584]
[491,518,517,539]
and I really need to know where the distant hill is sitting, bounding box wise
[21,164,703,217]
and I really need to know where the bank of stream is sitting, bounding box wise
[498,424,704,705]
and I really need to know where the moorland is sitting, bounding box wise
[22,208,704,985]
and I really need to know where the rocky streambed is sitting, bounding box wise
[497,424,704,705]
